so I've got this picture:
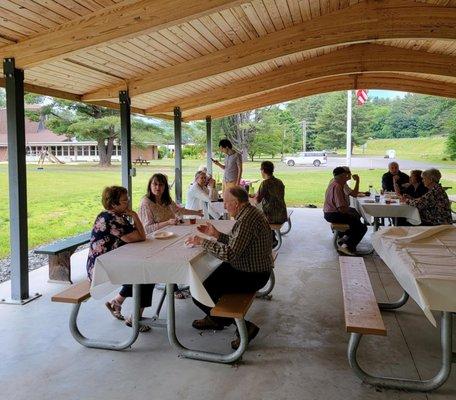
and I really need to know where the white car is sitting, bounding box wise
[283,151,327,167]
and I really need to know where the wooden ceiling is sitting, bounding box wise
[0,0,455,121]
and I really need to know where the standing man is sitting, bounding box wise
[323,167,367,256]
[382,161,409,193]
[212,139,242,193]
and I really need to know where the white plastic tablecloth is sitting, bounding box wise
[90,220,235,307]
[372,225,456,326]
[351,196,421,225]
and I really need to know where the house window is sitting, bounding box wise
[90,146,96,156]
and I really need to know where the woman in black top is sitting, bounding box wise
[395,169,427,199]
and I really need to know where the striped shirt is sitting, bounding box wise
[202,204,273,273]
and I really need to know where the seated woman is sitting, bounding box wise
[138,173,203,234]
[186,171,220,219]
[394,169,427,198]
[251,161,287,225]
[86,186,153,332]
[403,168,452,225]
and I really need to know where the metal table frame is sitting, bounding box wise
[66,283,250,364]
[348,290,456,392]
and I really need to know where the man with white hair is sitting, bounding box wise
[382,161,409,192]
[323,167,367,256]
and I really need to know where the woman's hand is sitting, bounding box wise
[207,178,216,188]
[185,235,203,246]
[197,222,220,239]
[167,218,178,226]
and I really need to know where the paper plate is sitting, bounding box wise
[154,231,174,239]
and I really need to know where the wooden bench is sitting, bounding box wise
[330,223,350,250]
[133,158,150,166]
[211,292,256,320]
[35,232,91,283]
[339,256,386,336]
[51,280,91,304]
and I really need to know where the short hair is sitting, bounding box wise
[333,166,347,177]
[388,161,399,168]
[422,168,441,183]
[228,186,249,203]
[146,173,172,206]
[261,161,274,175]
[102,186,128,210]
[218,139,232,149]
[410,169,423,182]
[194,170,206,180]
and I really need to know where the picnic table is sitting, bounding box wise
[351,193,421,230]
[133,158,150,166]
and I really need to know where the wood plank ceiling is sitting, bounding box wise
[0,0,455,121]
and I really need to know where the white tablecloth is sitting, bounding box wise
[90,220,235,307]
[372,225,456,326]
[351,196,421,225]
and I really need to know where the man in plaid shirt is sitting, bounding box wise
[186,186,273,349]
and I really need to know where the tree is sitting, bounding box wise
[445,103,456,160]
[40,100,163,166]
[247,107,283,160]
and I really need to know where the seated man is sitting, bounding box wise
[323,167,368,256]
[382,161,409,193]
[185,187,273,350]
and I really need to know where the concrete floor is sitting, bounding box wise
[0,208,455,400]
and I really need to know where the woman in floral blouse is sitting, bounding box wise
[403,168,452,226]
[138,173,203,233]
[86,186,152,332]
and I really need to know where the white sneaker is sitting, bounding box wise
[337,243,356,256]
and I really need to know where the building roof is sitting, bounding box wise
[0,0,454,120]
[0,108,68,145]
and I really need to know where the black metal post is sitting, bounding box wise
[119,91,132,205]
[206,116,212,175]
[174,107,182,204]
[4,58,30,302]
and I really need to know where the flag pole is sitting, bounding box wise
[346,90,352,167]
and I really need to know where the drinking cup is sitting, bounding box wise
[190,218,196,225]
[374,195,381,203]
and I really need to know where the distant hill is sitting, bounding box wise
[352,137,449,162]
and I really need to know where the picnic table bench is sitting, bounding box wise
[133,158,150,166]
[35,232,91,283]
[269,209,293,250]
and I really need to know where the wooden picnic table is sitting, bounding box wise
[133,158,150,166]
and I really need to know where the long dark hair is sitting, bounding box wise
[146,173,172,206]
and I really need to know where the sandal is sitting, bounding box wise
[191,315,224,331]
[105,299,124,320]
[125,317,151,333]
[174,288,191,300]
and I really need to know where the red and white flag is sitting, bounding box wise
[356,89,368,105]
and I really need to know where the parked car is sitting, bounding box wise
[283,151,328,167]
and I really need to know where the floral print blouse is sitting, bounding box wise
[408,184,452,226]
[86,210,134,280]
[138,196,181,234]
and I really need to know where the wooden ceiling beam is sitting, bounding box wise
[147,43,456,113]
[182,73,456,121]
[0,0,245,69]
[82,0,456,101]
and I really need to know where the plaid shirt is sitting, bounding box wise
[202,204,273,273]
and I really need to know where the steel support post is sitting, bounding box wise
[119,91,132,203]
[2,58,40,304]
[206,116,212,175]
[174,107,183,204]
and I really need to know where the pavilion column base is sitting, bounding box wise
[0,292,42,305]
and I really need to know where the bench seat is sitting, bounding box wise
[211,292,256,319]
[339,256,386,336]
[51,280,91,304]
[35,232,91,283]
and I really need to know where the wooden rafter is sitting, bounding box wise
[0,0,245,69]
[182,73,456,121]
[82,0,456,101]
[147,43,456,113]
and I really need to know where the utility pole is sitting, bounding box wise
[302,120,307,152]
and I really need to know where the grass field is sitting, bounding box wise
[352,136,450,163]
[1,159,456,258]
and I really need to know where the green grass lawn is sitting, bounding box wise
[1,159,456,258]
[352,136,452,164]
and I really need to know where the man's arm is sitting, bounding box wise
[212,158,225,170]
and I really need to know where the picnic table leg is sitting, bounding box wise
[378,290,409,310]
[281,217,292,235]
[348,312,454,392]
[256,270,275,300]
[165,284,248,364]
[68,284,141,350]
